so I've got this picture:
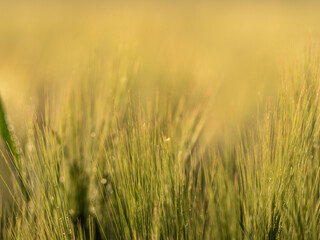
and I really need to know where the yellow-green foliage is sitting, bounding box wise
[1,2,320,239]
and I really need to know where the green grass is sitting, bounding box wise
[0,52,320,240]
[1,3,320,239]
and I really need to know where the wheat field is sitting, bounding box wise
[1,2,320,239]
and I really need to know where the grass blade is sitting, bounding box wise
[0,96,21,169]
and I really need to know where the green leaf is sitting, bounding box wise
[0,96,20,163]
